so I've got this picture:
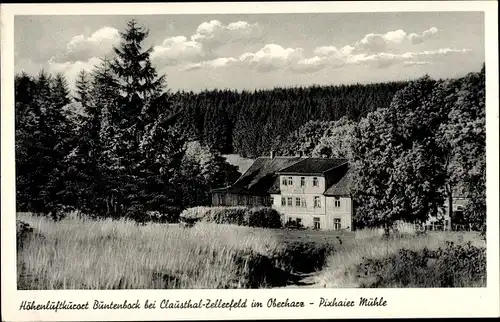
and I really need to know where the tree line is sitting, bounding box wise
[174,81,407,158]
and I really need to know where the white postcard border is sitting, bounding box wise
[1,2,499,321]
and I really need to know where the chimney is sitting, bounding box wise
[270,150,275,159]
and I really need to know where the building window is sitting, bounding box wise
[314,196,321,208]
[334,197,341,208]
[269,196,274,206]
[334,218,341,230]
[300,177,305,187]
[287,197,293,206]
[301,197,307,208]
[288,177,293,186]
[238,195,245,205]
[281,197,286,206]
[282,177,287,186]
[313,177,319,187]
[218,195,224,205]
[314,217,321,230]
[295,197,301,207]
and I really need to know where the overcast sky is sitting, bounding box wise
[15,12,484,92]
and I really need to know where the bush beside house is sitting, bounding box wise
[180,206,283,228]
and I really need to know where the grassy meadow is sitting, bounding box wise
[16,213,486,289]
[16,212,342,289]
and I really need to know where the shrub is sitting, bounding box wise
[145,207,181,224]
[207,207,247,225]
[245,207,282,228]
[272,241,336,273]
[180,206,283,228]
[355,241,486,287]
[284,219,305,230]
[180,206,208,220]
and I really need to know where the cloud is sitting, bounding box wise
[409,27,439,45]
[151,36,206,64]
[151,19,263,66]
[403,61,431,67]
[51,27,120,63]
[349,48,472,69]
[182,44,309,73]
[290,56,330,73]
[182,57,239,71]
[354,29,407,53]
[46,57,102,90]
[290,27,459,72]
[353,27,439,53]
[238,44,304,72]
[191,20,263,50]
[182,41,471,73]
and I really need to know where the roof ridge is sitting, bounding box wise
[231,157,266,185]
[276,157,307,172]
[322,160,349,174]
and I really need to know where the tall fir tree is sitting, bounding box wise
[74,70,92,109]
[93,57,124,217]
[108,20,168,218]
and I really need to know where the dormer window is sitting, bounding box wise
[313,177,319,187]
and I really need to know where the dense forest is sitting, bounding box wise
[14,19,486,229]
[173,81,407,158]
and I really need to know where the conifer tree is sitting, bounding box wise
[108,19,168,218]
[93,57,123,216]
[74,70,92,109]
[28,70,72,219]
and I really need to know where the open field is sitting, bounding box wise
[16,213,485,289]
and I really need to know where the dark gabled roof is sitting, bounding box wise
[277,158,348,175]
[211,157,302,195]
[323,167,353,196]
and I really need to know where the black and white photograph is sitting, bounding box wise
[2,1,499,320]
